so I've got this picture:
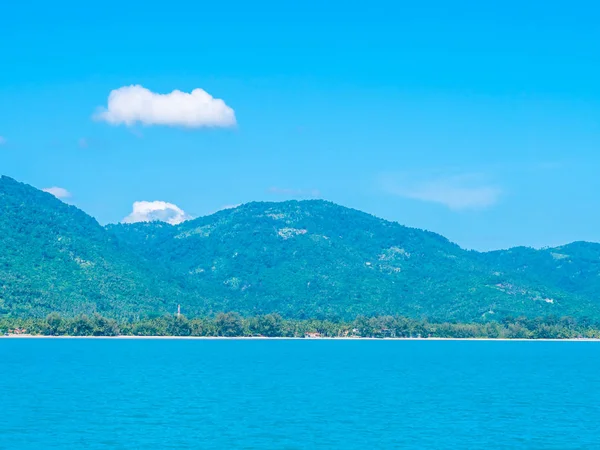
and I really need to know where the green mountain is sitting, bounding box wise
[480,243,600,310]
[0,176,182,318]
[2,175,600,321]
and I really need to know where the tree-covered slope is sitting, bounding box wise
[108,201,600,320]
[480,242,600,306]
[0,176,182,318]
[2,175,600,321]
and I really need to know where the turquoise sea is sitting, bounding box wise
[1,339,599,449]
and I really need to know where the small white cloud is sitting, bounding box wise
[0,136,6,145]
[123,201,191,225]
[43,187,72,199]
[94,85,236,128]
[219,203,241,211]
[206,204,241,215]
[402,183,501,210]
[383,173,501,210]
[536,161,562,170]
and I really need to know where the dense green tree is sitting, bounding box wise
[67,315,95,336]
[215,312,245,337]
[189,318,216,336]
[45,312,64,336]
[249,314,284,337]
[167,315,192,336]
[90,313,120,336]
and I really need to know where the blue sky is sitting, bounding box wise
[1,0,599,250]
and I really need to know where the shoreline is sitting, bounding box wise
[2,335,600,341]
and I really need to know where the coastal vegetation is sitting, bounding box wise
[2,313,599,339]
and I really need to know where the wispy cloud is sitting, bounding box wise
[218,203,241,211]
[267,187,321,198]
[382,172,502,211]
[207,203,241,215]
[535,161,563,170]
[122,200,191,225]
[43,187,72,199]
[94,85,236,128]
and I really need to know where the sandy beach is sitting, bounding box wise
[2,335,599,341]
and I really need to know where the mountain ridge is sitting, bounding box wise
[2,175,600,321]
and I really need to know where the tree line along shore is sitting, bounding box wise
[2,312,600,339]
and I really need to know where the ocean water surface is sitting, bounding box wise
[1,339,599,449]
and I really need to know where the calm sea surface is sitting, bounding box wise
[1,339,599,449]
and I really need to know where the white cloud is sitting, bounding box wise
[123,201,191,225]
[218,203,241,211]
[0,136,6,145]
[206,203,241,215]
[43,187,72,199]
[382,173,501,210]
[94,85,236,128]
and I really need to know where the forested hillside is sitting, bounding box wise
[0,176,185,318]
[109,200,600,320]
[2,175,600,321]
